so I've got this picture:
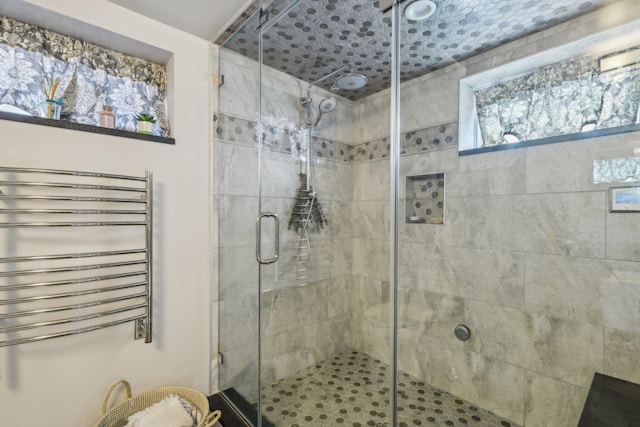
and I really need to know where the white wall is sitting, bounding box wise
[0,1,213,426]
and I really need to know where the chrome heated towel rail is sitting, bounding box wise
[0,167,153,347]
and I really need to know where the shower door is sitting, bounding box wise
[254,1,395,426]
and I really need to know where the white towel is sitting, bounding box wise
[125,394,195,427]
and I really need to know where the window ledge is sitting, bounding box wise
[459,123,640,156]
[0,111,175,145]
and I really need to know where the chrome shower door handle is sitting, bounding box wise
[256,212,279,264]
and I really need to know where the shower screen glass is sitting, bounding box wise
[255,0,394,426]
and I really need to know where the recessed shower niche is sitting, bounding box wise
[405,173,445,224]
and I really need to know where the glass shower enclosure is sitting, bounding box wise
[216,0,640,426]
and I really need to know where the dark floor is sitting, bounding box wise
[260,349,520,427]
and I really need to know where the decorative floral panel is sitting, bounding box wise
[474,48,640,146]
[0,16,168,136]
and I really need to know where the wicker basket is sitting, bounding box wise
[93,379,221,427]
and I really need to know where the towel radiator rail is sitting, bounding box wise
[0,166,153,347]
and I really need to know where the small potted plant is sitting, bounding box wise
[136,113,156,135]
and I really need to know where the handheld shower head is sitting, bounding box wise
[318,97,337,113]
[310,97,337,128]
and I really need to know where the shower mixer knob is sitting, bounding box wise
[454,324,471,341]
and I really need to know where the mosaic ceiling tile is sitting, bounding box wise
[222,0,618,101]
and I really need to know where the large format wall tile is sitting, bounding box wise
[352,90,390,143]
[328,276,352,318]
[351,199,390,241]
[314,160,354,201]
[219,245,257,299]
[326,200,355,240]
[399,243,525,309]
[261,315,352,383]
[465,300,603,388]
[349,275,392,362]
[606,209,640,262]
[465,192,606,257]
[219,195,259,248]
[400,65,463,132]
[261,282,328,338]
[218,342,260,404]
[219,54,259,121]
[260,149,301,199]
[352,159,390,201]
[397,335,526,424]
[525,133,640,194]
[397,288,464,348]
[604,328,640,385]
[352,238,390,281]
[526,254,640,330]
[449,148,526,197]
[524,371,589,427]
[218,142,258,196]
[219,293,259,352]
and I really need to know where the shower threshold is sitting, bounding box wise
[260,349,520,427]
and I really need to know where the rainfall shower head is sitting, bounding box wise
[332,73,368,91]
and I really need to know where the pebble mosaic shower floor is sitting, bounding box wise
[261,350,520,427]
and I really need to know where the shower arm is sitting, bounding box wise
[305,65,350,101]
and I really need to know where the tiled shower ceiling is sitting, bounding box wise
[221,0,620,101]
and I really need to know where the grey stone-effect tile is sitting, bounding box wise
[606,208,640,262]
[449,148,526,197]
[219,293,259,352]
[219,342,260,406]
[261,315,352,384]
[525,254,640,331]
[219,195,259,248]
[524,372,589,427]
[465,300,603,388]
[399,243,525,309]
[526,133,640,193]
[261,282,328,338]
[465,192,606,258]
[397,335,525,424]
[352,160,390,201]
[352,238,390,281]
[604,328,640,385]
[397,288,464,348]
[218,141,258,196]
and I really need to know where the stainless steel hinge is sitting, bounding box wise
[217,352,224,365]
[257,9,269,30]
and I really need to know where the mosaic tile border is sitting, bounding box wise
[214,112,459,164]
[214,112,353,162]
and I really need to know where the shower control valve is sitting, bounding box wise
[454,324,471,341]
